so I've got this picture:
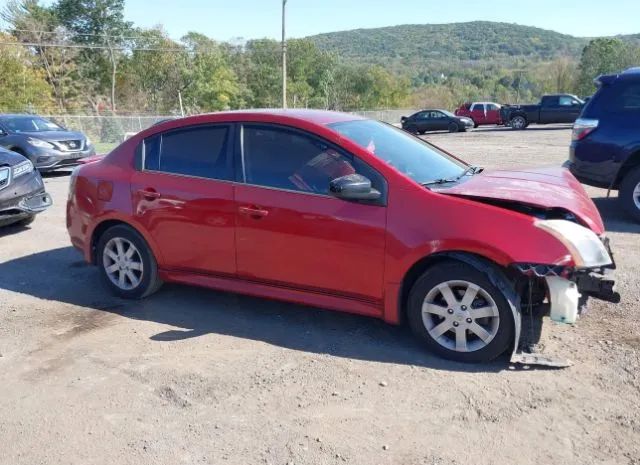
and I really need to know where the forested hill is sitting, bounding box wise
[308,21,600,69]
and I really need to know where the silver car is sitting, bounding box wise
[0,114,95,172]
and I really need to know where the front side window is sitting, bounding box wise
[242,125,383,196]
[559,96,581,106]
[329,119,466,185]
[472,104,485,112]
[0,116,63,133]
[143,125,230,180]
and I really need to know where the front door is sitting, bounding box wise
[471,104,487,125]
[234,124,387,303]
[130,124,237,276]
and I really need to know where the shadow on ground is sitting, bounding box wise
[0,246,514,373]
[592,195,640,234]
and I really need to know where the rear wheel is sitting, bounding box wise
[619,166,640,223]
[473,122,479,129]
[96,224,163,299]
[407,261,514,363]
[448,122,459,133]
[510,115,527,130]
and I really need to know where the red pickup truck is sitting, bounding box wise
[455,102,503,127]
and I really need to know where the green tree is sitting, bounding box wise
[575,38,640,95]
[55,0,133,111]
[0,32,54,112]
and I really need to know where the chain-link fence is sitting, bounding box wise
[44,109,417,147]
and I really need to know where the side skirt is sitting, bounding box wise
[159,269,384,319]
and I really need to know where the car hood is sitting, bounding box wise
[437,166,605,234]
[20,130,85,141]
[0,147,28,166]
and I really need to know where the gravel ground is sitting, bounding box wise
[1,125,639,465]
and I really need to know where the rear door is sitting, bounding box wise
[130,123,237,276]
[539,96,559,123]
[233,124,387,305]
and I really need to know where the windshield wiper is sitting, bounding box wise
[421,166,483,187]
[421,178,457,186]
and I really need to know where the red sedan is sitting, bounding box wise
[66,110,618,363]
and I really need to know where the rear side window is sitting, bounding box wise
[143,125,230,180]
[486,103,500,111]
[609,83,640,111]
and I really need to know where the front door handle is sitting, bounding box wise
[138,188,161,200]
[239,205,269,219]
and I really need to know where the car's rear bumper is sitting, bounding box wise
[566,144,621,189]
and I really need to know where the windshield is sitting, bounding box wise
[0,116,63,133]
[328,119,466,184]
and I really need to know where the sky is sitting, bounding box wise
[117,0,640,41]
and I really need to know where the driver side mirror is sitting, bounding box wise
[329,174,381,201]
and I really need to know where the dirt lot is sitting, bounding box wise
[1,125,639,465]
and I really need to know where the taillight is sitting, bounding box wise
[572,118,599,141]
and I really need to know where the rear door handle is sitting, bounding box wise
[138,188,161,200]
[239,205,269,218]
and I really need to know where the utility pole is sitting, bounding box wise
[282,0,288,109]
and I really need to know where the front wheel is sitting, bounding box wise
[407,261,514,363]
[619,166,640,223]
[448,122,459,133]
[97,224,163,299]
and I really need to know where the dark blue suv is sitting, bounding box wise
[567,67,640,222]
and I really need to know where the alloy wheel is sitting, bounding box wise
[511,116,526,129]
[102,237,144,290]
[421,280,500,352]
[633,181,640,210]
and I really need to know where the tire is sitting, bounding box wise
[407,260,515,363]
[510,115,527,130]
[96,224,163,299]
[448,122,459,133]
[418,130,426,135]
[17,215,36,227]
[619,166,640,223]
[473,122,479,129]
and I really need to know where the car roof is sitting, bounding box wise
[195,109,365,126]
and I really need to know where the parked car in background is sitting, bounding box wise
[0,114,95,172]
[0,147,52,227]
[566,67,640,222]
[501,94,585,129]
[67,109,618,363]
[455,102,503,127]
[401,109,474,134]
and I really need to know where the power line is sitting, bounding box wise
[6,28,175,43]
[0,40,189,52]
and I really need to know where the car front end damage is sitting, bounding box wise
[508,222,618,366]
[0,159,52,227]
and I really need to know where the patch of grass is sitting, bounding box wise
[94,142,117,154]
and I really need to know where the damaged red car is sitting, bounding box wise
[66,110,619,363]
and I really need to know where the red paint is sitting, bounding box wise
[455,102,503,126]
[66,110,606,325]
